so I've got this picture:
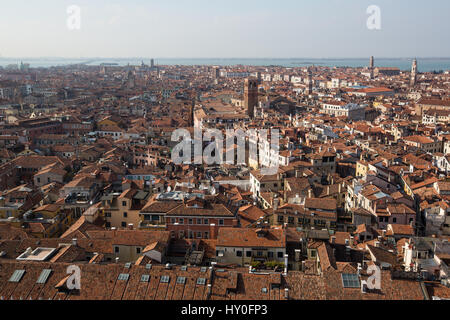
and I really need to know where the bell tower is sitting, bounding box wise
[410,58,417,88]
[244,78,258,119]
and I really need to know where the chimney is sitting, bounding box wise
[210,224,217,239]
[327,186,330,195]
[284,288,289,300]
[115,257,119,263]
[207,284,212,299]
[301,260,306,271]
[128,223,134,230]
[273,198,279,211]
[294,249,301,262]
[374,241,380,248]
[72,238,77,246]
[331,236,336,244]
[308,189,312,199]
[284,254,289,275]
[338,183,342,193]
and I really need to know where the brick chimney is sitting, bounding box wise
[210,224,217,239]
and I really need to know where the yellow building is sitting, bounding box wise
[356,160,369,178]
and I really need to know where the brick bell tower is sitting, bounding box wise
[244,78,258,119]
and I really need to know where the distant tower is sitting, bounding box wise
[150,59,155,69]
[306,68,313,95]
[212,66,220,79]
[369,56,375,79]
[410,58,418,87]
[244,78,258,119]
[127,70,135,89]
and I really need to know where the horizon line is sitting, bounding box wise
[2,56,450,60]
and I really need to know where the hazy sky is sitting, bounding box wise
[0,0,449,58]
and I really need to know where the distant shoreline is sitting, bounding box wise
[1,57,450,72]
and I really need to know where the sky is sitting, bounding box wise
[0,0,449,58]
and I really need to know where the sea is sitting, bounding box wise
[1,57,450,72]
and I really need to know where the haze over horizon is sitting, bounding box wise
[0,0,449,58]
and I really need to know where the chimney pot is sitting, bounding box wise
[72,238,77,246]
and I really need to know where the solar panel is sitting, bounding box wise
[9,270,25,283]
[200,267,207,272]
[176,276,186,284]
[145,264,152,270]
[197,278,206,285]
[341,273,360,288]
[180,266,187,271]
[124,263,131,269]
[160,276,170,283]
[117,273,129,281]
[36,269,52,284]
[140,275,150,282]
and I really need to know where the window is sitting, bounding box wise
[141,275,150,282]
[136,247,141,254]
[122,201,127,207]
[197,232,202,238]
[160,276,170,283]
[179,218,184,224]
[171,218,176,224]
[115,246,119,253]
[204,219,209,225]
[204,232,209,239]
[189,219,193,225]
[118,273,129,281]
[341,273,360,288]
[121,222,126,227]
[268,251,274,258]
[393,217,397,223]
[197,278,206,285]
[9,270,25,283]
[257,251,263,257]
[123,212,128,218]
[277,252,283,258]
[236,250,242,257]
[219,219,224,226]
[176,276,186,284]
[197,218,202,224]
[246,251,252,257]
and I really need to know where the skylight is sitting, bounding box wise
[341,273,360,288]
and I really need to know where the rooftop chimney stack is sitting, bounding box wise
[284,254,289,275]
[72,238,77,246]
